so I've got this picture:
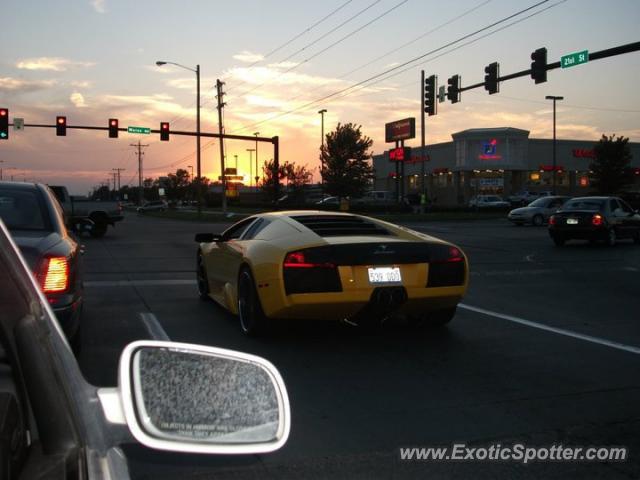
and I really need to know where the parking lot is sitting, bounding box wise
[78,212,640,479]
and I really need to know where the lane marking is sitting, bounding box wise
[139,312,171,341]
[85,279,197,287]
[459,303,640,355]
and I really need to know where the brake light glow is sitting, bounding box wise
[447,246,464,262]
[549,215,556,226]
[40,257,69,293]
[283,251,335,269]
[592,214,603,227]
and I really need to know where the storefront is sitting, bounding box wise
[373,127,640,206]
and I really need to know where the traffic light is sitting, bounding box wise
[108,118,119,138]
[56,116,67,136]
[0,108,8,140]
[424,74,437,116]
[530,47,547,84]
[484,62,499,94]
[160,122,170,141]
[447,75,461,104]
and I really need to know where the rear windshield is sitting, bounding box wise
[562,199,605,211]
[0,188,51,231]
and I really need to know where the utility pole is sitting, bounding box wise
[112,168,125,195]
[0,160,3,181]
[254,132,260,186]
[318,109,327,186]
[111,171,118,194]
[216,79,227,214]
[130,141,149,206]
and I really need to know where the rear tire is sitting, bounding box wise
[606,228,617,247]
[552,235,565,247]
[89,223,107,238]
[237,268,267,336]
[634,231,640,245]
[532,214,544,227]
[196,253,210,300]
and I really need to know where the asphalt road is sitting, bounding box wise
[78,212,640,479]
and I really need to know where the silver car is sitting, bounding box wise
[508,196,570,226]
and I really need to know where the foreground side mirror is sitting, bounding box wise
[99,341,290,454]
[194,233,222,243]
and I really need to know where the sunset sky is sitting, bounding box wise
[1,0,639,193]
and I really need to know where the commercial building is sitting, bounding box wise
[373,127,640,205]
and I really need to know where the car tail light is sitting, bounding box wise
[592,214,603,226]
[549,215,556,226]
[428,244,466,287]
[39,257,69,293]
[283,251,335,269]
[283,250,341,294]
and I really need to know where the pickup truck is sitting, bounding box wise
[49,185,124,237]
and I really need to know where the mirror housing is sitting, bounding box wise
[194,233,222,243]
[103,340,290,454]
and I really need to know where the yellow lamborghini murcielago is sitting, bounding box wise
[195,211,468,335]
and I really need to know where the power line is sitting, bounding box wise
[234,0,408,100]
[333,0,567,101]
[228,0,553,133]
[227,0,355,93]
[268,0,495,110]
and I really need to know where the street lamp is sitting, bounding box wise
[246,149,256,187]
[254,132,260,186]
[545,95,564,194]
[156,60,201,214]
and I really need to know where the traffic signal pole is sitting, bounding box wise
[420,70,426,204]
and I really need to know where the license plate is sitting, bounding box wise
[567,218,579,225]
[368,267,401,284]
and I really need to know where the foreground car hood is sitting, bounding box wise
[11,231,63,271]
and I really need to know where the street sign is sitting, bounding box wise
[13,118,24,131]
[438,85,446,103]
[127,126,151,134]
[561,50,589,69]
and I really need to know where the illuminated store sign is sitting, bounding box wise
[479,139,502,160]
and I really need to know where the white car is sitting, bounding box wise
[137,200,168,213]
[469,195,511,208]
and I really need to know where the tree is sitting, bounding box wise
[320,122,374,198]
[285,163,313,199]
[590,134,634,194]
[260,159,288,202]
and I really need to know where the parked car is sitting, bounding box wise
[50,185,124,238]
[0,181,83,342]
[195,211,469,336]
[508,196,570,226]
[351,190,396,205]
[315,196,340,206]
[548,196,640,246]
[469,195,510,208]
[508,190,542,206]
[137,200,168,213]
[0,217,290,478]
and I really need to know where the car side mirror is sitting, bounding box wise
[194,233,222,243]
[98,341,290,454]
